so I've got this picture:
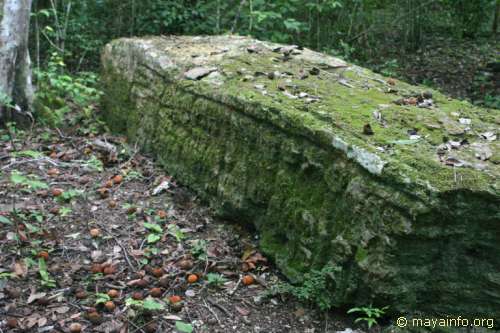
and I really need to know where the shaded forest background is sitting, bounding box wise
[30,0,499,125]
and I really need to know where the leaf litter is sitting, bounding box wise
[0,125,356,332]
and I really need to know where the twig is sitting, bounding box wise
[127,319,146,333]
[228,275,242,296]
[102,228,138,272]
[1,157,61,170]
[206,296,232,318]
[203,299,221,325]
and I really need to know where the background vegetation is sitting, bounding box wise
[30,0,499,125]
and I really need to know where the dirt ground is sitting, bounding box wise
[0,124,364,333]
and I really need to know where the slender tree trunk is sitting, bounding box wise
[493,0,499,34]
[0,0,34,123]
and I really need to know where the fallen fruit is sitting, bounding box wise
[103,265,117,275]
[112,174,123,184]
[169,295,182,304]
[157,209,167,219]
[69,323,82,333]
[51,188,63,197]
[104,180,114,188]
[144,323,158,333]
[47,168,59,176]
[132,292,143,300]
[89,228,101,238]
[107,289,119,298]
[108,200,117,208]
[91,264,103,274]
[187,274,198,284]
[136,278,148,288]
[150,287,162,298]
[126,206,137,214]
[178,259,193,270]
[6,318,17,328]
[104,301,116,312]
[151,267,163,278]
[87,311,101,324]
[242,275,255,286]
[97,188,109,199]
[37,251,49,260]
[159,276,169,288]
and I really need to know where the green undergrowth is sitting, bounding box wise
[34,52,105,133]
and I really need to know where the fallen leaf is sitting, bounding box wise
[12,262,28,278]
[235,305,251,316]
[27,291,47,304]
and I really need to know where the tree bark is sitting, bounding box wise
[0,0,34,124]
[493,0,499,34]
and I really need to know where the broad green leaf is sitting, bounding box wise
[13,150,43,158]
[10,171,27,184]
[147,233,161,244]
[143,299,164,311]
[144,223,162,233]
[175,321,193,333]
[0,216,13,225]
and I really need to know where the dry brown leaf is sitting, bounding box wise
[27,291,47,304]
[235,305,251,316]
[12,261,28,278]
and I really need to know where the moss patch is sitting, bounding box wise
[101,35,500,317]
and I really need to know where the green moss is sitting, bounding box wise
[101,36,500,317]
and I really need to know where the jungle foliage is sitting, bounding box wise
[27,0,498,120]
[31,0,498,70]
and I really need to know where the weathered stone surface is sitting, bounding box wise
[101,35,500,316]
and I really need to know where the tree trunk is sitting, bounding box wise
[493,0,500,34]
[0,0,34,124]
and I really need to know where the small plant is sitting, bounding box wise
[125,170,144,181]
[205,273,227,288]
[266,264,338,310]
[347,305,388,329]
[190,239,208,261]
[12,150,44,158]
[38,258,56,288]
[10,171,48,192]
[125,297,165,311]
[143,222,163,244]
[0,90,14,109]
[167,224,185,242]
[175,321,193,333]
[34,52,103,127]
[59,206,73,217]
[95,292,111,305]
[84,156,104,172]
[56,189,83,203]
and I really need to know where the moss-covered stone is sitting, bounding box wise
[101,35,500,316]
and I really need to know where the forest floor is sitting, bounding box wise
[0,122,364,333]
[366,36,499,109]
